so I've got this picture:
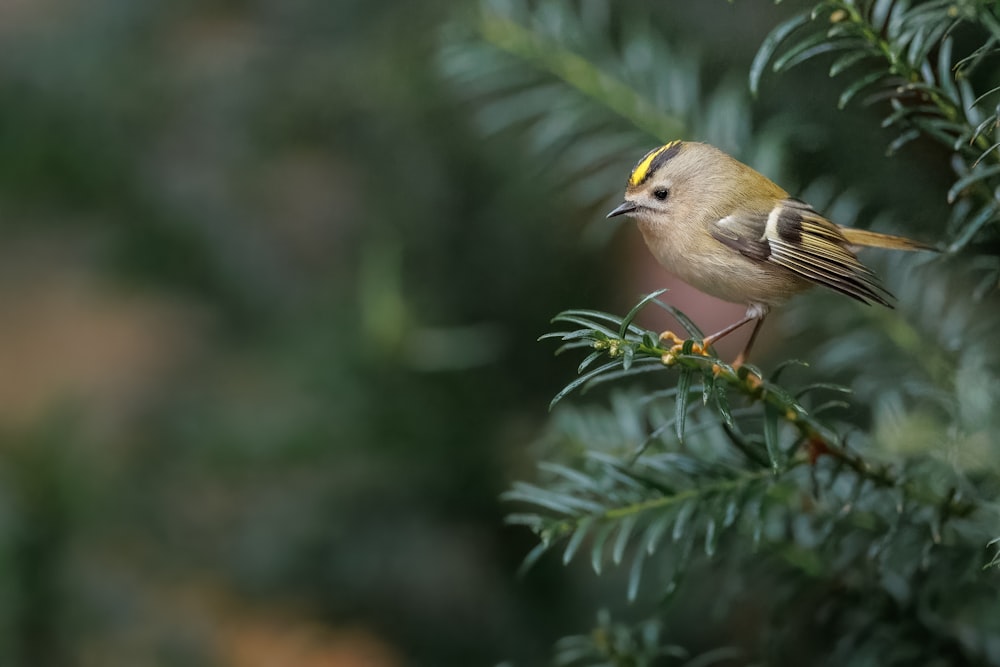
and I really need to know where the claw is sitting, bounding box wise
[658,331,685,348]
[659,330,708,365]
[729,350,764,388]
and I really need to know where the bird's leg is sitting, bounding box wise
[704,304,769,371]
[661,304,768,371]
[731,316,765,369]
[721,305,768,388]
[701,314,757,349]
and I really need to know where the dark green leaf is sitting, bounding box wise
[937,36,959,105]
[539,462,603,492]
[826,21,859,40]
[749,494,765,550]
[672,502,694,542]
[948,165,1000,204]
[881,102,943,129]
[829,49,875,77]
[579,358,667,392]
[517,542,551,577]
[504,482,607,515]
[955,37,1000,78]
[577,350,604,373]
[973,84,1000,107]
[871,0,895,32]
[906,24,929,66]
[898,80,953,97]
[612,514,638,565]
[886,128,921,155]
[550,360,625,410]
[626,548,646,602]
[971,115,999,146]
[958,78,980,125]
[618,288,669,337]
[973,140,1000,168]
[668,528,697,594]
[653,299,705,338]
[762,381,799,408]
[715,385,736,429]
[591,522,616,575]
[554,340,602,356]
[622,344,635,371]
[812,399,851,416]
[643,512,673,556]
[772,33,843,72]
[555,309,628,328]
[723,496,740,528]
[948,202,999,252]
[750,11,810,95]
[551,314,619,339]
[763,403,784,473]
[675,369,694,443]
[914,116,967,145]
[538,329,587,342]
[838,71,886,109]
[795,382,852,399]
[769,358,809,383]
[563,517,594,565]
[599,462,648,494]
[986,537,1000,569]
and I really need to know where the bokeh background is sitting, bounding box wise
[0,1,958,665]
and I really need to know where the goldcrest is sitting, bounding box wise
[607,141,933,365]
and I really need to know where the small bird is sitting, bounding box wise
[607,140,934,367]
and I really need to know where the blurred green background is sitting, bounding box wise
[0,1,959,665]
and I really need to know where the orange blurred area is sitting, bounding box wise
[0,239,206,432]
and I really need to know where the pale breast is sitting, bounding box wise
[637,219,809,306]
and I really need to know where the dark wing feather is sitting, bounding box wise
[710,214,771,261]
[710,199,893,307]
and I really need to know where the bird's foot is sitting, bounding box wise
[730,353,763,389]
[659,330,708,365]
[659,331,764,391]
[739,368,763,390]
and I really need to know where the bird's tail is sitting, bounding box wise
[841,227,936,252]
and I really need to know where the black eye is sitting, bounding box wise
[653,188,669,201]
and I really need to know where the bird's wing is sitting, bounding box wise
[709,198,893,307]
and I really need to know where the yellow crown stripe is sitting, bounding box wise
[629,140,682,187]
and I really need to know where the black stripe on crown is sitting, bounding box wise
[629,140,683,187]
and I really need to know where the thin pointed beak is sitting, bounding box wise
[606,201,638,218]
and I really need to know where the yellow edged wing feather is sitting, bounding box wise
[710,199,895,307]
